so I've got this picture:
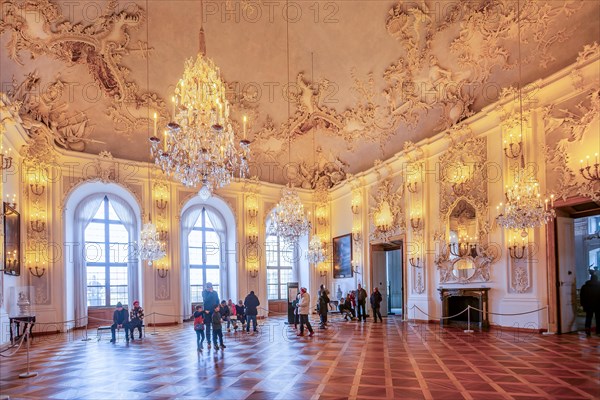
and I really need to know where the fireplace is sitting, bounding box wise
[439,288,490,330]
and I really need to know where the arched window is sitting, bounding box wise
[85,196,130,307]
[265,230,295,301]
[188,208,222,302]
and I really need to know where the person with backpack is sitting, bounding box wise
[244,291,260,333]
[193,305,205,351]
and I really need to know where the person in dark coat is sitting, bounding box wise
[202,282,220,348]
[356,284,368,322]
[318,291,329,328]
[110,302,130,343]
[235,300,246,329]
[370,287,383,323]
[128,300,144,340]
[244,291,260,333]
[580,274,600,336]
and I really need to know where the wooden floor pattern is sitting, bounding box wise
[1,315,599,399]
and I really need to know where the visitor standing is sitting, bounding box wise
[370,287,383,323]
[318,289,329,328]
[193,305,205,351]
[202,282,220,348]
[356,284,368,322]
[244,290,260,333]
[297,287,314,337]
[212,304,226,349]
[580,273,600,336]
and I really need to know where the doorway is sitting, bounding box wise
[371,241,404,317]
[553,200,600,334]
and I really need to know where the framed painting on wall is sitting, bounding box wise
[333,234,352,278]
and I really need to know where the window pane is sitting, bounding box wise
[280,250,294,267]
[93,202,105,220]
[190,268,203,286]
[190,286,202,303]
[109,224,128,243]
[204,212,214,229]
[267,269,278,285]
[87,286,106,307]
[87,267,105,287]
[84,243,105,263]
[267,285,279,300]
[188,230,203,246]
[85,223,105,242]
[205,231,221,265]
[189,247,203,265]
[110,286,128,306]
[107,201,120,221]
[280,268,292,285]
[110,267,128,286]
[279,284,287,300]
[108,243,129,263]
[206,268,220,287]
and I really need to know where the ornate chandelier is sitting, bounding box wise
[496,175,555,237]
[150,27,250,198]
[269,185,311,243]
[139,216,166,266]
[306,234,326,265]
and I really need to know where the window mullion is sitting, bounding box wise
[104,197,110,306]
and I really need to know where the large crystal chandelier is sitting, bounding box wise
[150,25,250,198]
[139,216,166,266]
[269,185,311,243]
[496,176,555,237]
[306,234,326,265]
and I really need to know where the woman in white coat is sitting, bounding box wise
[297,287,314,337]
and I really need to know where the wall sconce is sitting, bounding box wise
[316,205,327,226]
[580,154,599,182]
[157,267,168,278]
[30,215,46,233]
[155,198,168,210]
[29,264,46,278]
[7,250,19,270]
[351,192,361,214]
[451,178,468,197]
[158,229,168,242]
[503,132,523,159]
[247,194,258,218]
[319,267,327,277]
[247,225,258,245]
[508,234,527,260]
[352,229,362,242]
[0,145,12,170]
[249,265,259,278]
[351,259,361,275]
[374,200,393,233]
[409,257,421,268]
[5,194,17,209]
[406,180,418,193]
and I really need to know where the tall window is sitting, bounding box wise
[85,196,129,307]
[189,208,221,302]
[266,233,293,300]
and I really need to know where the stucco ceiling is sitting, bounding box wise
[1,0,599,188]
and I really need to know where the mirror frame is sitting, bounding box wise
[3,202,21,276]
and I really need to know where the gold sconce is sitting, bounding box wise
[5,194,17,209]
[247,225,258,245]
[316,204,327,226]
[374,200,393,233]
[155,258,169,278]
[580,153,600,182]
[508,234,527,260]
[502,118,524,159]
[6,250,19,270]
[247,194,258,218]
[409,257,421,268]
[410,211,422,231]
[158,229,168,242]
[157,268,168,278]
[448,239,477,258]
[352,219,362,242]
[249,263,259,278]
[26,257,45,278]
[0,144,13,171]
[319,266,327,277]
[154,185,168,210]
[351,191,361,214]
[30,213,46,233]
[156,198,168,210]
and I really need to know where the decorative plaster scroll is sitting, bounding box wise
[369,162,405,242]
[543,90,600,202]
[510,262,531,294]
[293,146,349,190]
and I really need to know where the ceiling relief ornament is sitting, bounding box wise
[543,89,600,202]
[369,161,405,243]
[383,0,581,133]
[0,0,169,138]
[293,146,349,190]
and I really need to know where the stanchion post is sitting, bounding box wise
[19,324,38,379]
[542,305,554,335]
[410,306,417,326]
[464,306,474,333]
[151,312,158,336]
[81,317,91,342]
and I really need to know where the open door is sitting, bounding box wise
[556,216,577,333]
[372,249,387,316]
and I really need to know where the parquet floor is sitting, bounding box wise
[1,315,599,399]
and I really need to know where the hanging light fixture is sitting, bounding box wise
[496,0,555,237]
[139,1,166,266]
[306,234,326,265]
[150,0,250,198]
[268,5,310,243]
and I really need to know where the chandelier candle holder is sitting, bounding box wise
[580,153,600,182]
[374,200,393,234]
[150,26,250,198]
[448,240,476,258]
[269,184,311,243]
[496,177,555,237]
[307,234,326,265]
[409,257,421,268]
[410,212,422,231]
[28,261,46,278]
[503,131,523,159]
[29,173,46,196]
[0,144,12,171]
[30,213,45,233]
[139,215,166,266]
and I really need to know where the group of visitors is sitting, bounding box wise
[110,300,144,343]
[338,284,384,323]
[192,282,261,351]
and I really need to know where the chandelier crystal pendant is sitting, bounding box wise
[150,26,250,198]
[269,185,311,243]
[306,234,326,265]
[139,215,166,266]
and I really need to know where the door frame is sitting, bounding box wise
[370,235,407,318]
[546,196,598,333]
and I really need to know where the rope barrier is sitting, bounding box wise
[0,324,29,358]
[468,305,548,317]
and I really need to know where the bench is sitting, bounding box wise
[97,324,145,341]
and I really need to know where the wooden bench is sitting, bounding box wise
[97,324,145,341]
